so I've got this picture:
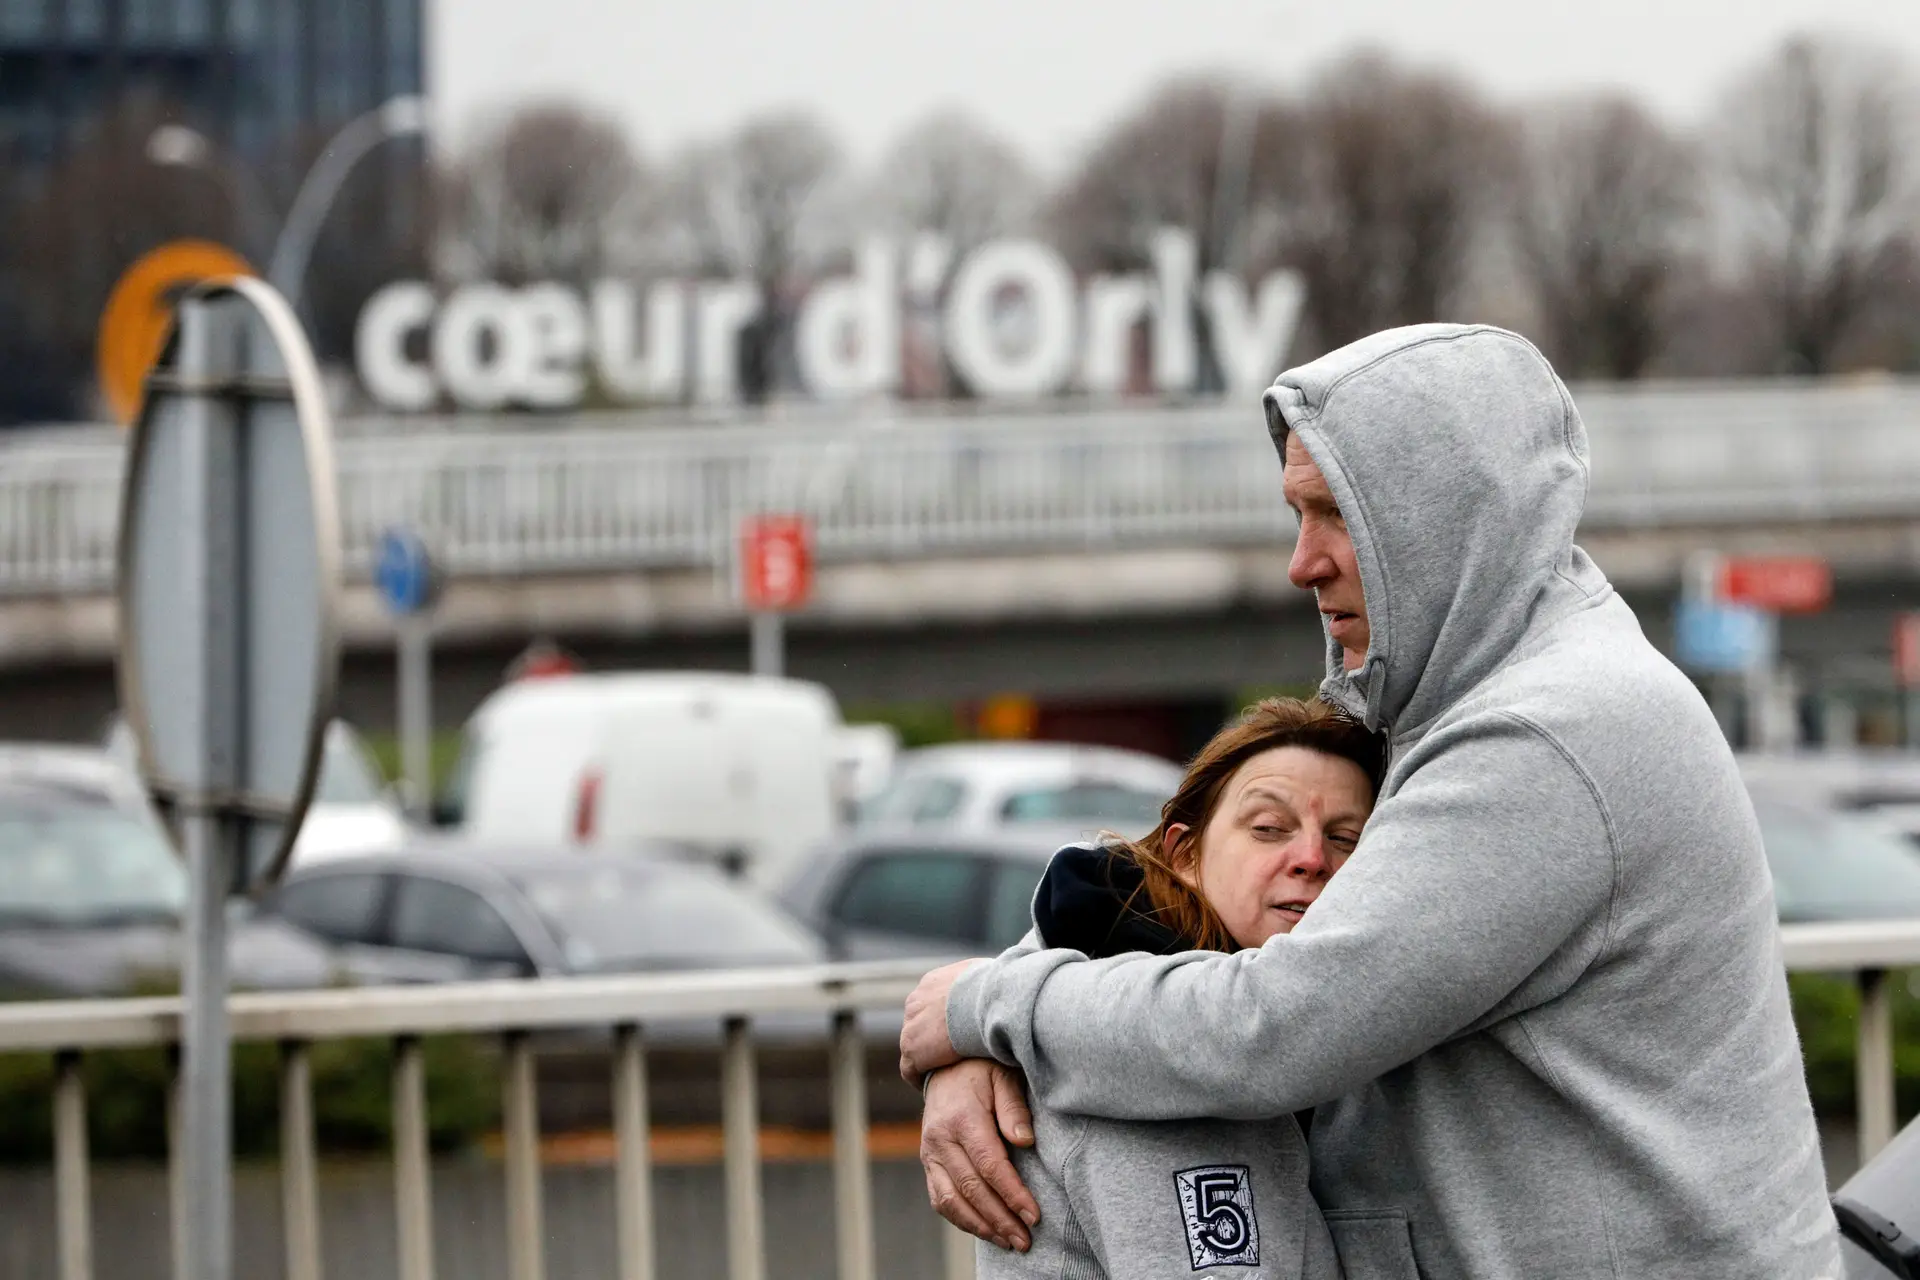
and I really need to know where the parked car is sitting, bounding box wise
[103,716,409,865]
[440,672,845,886]
[781,824,1092,962]
[832,722,901,819]
[1740,752,1920,852]
[853,741,1181,838]
[1753,799,1920,923]
[0,742,151,813]
[298,722,411,861]
[0,764,339,998]
[259,839,828,986]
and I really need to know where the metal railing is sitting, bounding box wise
[2,380,1919,596]
[0,960,942,1280]
[0,922,1915,1280]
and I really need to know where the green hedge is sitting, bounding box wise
[1790,971,1920,1122]
[361,731,468,793]
[0,1035,498,1164]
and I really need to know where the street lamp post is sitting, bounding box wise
[268,95,430,324]
[146,94,429,324]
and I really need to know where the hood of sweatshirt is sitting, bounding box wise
[1031,843,1191,958]
[1262,324,1611,736]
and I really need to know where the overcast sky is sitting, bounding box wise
[430,0,1920,172]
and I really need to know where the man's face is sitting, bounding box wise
[1282,434,1369,671]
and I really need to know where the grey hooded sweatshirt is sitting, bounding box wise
[947,325,1842,1279]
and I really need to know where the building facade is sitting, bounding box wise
[0,0,426,424]
[1,0,423,168]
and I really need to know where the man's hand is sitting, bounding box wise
[899,958,979,1088]
[920,1059,1040,1250]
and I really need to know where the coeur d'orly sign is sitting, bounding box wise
[354,227,1307,412]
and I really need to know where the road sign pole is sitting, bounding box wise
[739,515,811,678]
[173,292,240,1280]
[750,611,784,678]
[376,528,440,815]
[180,811,234,1280]
[397,613,433,820]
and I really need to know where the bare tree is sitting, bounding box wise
[660,110,845,401]
[1282,52,1511,351]
[1707,33,1920,374]
[1044,77,1301,393]
[1509,94,1699,378]
[871,109,1039,251]
[1050,76,1297,277]
[439,102,646,287]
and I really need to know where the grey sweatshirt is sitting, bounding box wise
[948,325,1842,1279]
[980,845,1342,1280]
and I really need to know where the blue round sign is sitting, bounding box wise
[375,528,436,616]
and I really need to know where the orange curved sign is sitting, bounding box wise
[96,240,256,425]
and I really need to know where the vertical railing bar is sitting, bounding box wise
[1856,967,1896,1162]
[829,1010,876,1280]
[54,1050,93,1280]
[613,1023,656,1280]
[393,1034,436,1280]
[280,1040,323,1280]
[721,1016,766,1280]
[942,1222,978,1280]
[166,1045,186,1280]
[503,1031,547,1280]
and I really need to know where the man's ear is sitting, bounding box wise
[1161,824,1196,885]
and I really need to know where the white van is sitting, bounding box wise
[443,672,845,886]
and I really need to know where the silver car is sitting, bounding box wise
[0,750,340,998]
[854,741,1180,838]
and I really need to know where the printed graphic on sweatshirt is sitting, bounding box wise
[1173,1165,1259,1269]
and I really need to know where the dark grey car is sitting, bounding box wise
[260,840,827,985]
[0,769,340,998]
[779,824,1094,963]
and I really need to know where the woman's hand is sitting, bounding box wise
[920,1059,1040,1250]
[899,958,980,1087]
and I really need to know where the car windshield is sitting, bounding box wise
[0,795,187,925]
[1000,781,1168,830]
[517,862,819,970]
[316,730,386,806]
[1756,802,1920,921]
[857,774,967,826]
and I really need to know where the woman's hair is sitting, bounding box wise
[1111,697,1386,952]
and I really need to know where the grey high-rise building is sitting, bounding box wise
[0,0,427,424]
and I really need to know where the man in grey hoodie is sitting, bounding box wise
[900,324,1842,1278]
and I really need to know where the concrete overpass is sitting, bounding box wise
[1,379,1917,743]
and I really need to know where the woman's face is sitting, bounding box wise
[1167,745,1373,949]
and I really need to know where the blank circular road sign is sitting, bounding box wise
[116,277,343,894]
